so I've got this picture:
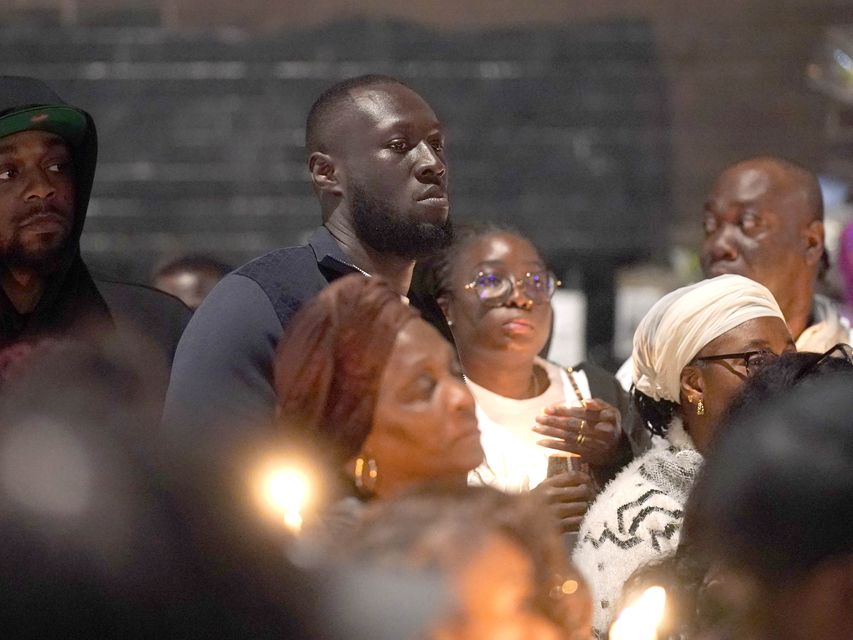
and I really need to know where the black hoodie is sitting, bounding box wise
[0,76,190,362]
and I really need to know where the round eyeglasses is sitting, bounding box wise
[463,270,560,307]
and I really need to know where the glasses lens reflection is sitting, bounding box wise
[470,271,556,306]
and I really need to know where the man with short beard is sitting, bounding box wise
[0,77,190,363]
[164,75,453,446]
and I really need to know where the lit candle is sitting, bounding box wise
[608,585,667,640]
[264,466,310,535]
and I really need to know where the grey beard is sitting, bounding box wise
[350,184,453,261]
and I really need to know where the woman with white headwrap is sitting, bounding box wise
[572,274,794,638]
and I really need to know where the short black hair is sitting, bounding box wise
[153,254,232,280]
[305,74,411,155]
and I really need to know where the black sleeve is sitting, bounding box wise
[95,279,192,365]
[576,360,637,487]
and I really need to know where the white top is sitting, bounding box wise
[572,421,701,637]
[467,357,591,493]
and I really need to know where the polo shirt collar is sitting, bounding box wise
[308,225,362,275]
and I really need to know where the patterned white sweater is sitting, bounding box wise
[572,421,703,638]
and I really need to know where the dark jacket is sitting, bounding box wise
[162,227,358,451]
[0,76,190,362]
[574,360,636,485]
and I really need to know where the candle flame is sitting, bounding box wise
[264,466,310,534]
[608,585,667,640]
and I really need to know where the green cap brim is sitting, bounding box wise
[0,105,87,147]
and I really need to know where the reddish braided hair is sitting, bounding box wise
[273,274,419,465]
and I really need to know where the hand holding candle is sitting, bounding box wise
[533,398,622,466]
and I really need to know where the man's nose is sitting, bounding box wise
[413,141,446,181]
[706,223,739,263]
[24,168,57,202]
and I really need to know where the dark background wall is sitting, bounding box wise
[5,0,852,364]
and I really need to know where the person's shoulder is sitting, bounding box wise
[233,245,332,324]
[94,278,191,319]
[571,360,618,383]
[235,244,318,282]
[93,278,192,362]
[570,360,628,404]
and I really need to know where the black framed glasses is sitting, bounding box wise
[689,350,780,378]
[464,270,560,307]
[813,343,853,367]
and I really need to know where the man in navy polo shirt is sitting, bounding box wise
[163,75,453,448]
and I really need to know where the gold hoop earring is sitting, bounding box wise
[697,400,705,416]
[354,456,378,492]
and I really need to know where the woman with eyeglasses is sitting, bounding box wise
[572,274,794,638]
[422,224,631,534]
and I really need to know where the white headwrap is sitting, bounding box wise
[632,274,785,403]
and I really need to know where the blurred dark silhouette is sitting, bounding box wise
[0,337,318,638]
[665,350,853,640]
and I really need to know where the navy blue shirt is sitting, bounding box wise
[162,227,359,451]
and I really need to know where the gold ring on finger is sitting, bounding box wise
[578,419,586,434]
[576,433,585,445]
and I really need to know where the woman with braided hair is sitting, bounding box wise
[273,273,484,533]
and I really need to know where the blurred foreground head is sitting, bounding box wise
[689,371,853,640]
[339,484,591,640]
[0,338,316,637]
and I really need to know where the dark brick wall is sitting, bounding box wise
[1,19,669,285]
[8,1,853,363]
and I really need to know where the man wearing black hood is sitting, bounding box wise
[0,76,190,363]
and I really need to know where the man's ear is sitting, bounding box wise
[803,219,825,266]
[308,152,342,195]
[679,364,704,406]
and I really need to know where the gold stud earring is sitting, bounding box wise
[687,394,694,404]
[697,400,705,416]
